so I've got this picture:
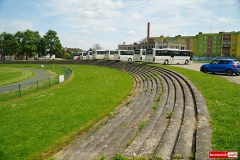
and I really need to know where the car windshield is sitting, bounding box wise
[211,60,218,64]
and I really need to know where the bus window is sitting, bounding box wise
[97,51,105,54]
[134,50,140,54]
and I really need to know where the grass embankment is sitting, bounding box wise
[0,65,133,160]
[0,67,34,86]
[153,64,240,153]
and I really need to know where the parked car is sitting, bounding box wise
[200,59,240,76]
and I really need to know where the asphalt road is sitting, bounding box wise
[170,62,240,84]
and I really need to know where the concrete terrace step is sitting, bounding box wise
[53,61,211,160]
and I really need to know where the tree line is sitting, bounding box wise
[0,29,63,60]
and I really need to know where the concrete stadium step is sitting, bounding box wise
[62,63,160,160]
[53,61,211,160]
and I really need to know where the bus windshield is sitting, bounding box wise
[146,49,153,55]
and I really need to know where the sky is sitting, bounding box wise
[0,0,240,50]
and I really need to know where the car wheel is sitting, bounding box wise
[202,67,208,73]
[164,60,169,65]
[226,69,233,76]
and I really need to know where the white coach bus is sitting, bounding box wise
[86,51,93,60]
[145,48,193,64]
[133,49,146,62]
[92,50,105,60]
[80,52,87,60]
[114,50,134,61]
[104,50,118,60]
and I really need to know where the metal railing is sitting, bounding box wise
[193,56,239,61]
[0,64,72,100]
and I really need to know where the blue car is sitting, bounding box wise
[200,59,240,76]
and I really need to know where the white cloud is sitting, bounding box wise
[0,19,33,34]
[106,27,116,32]
[79,29,92,34]
[42,0,122,19]
[131,13,142,20]
[125,30,136,36]
[218,17,231,24]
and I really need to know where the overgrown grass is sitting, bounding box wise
[0,65,133,160]
[166,111,174,119]
[108,154,162,160]
[0,67,34,86]
[152,64,240,153]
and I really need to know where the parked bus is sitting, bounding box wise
[86,51,93,60]
[114,50,134,61]
[72,52,81,60]
[104,50,118,60]
[80,52,87,60]
[92,50,105,60]
[114,50,120,60]
[133,49,146,62]
[145,48,193,64]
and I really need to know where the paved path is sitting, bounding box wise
[54,61,211,160]
[171,62,240,84]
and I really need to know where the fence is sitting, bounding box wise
[0,64,72,100]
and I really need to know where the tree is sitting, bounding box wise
[21,29,40,60]
[44,30,63,58]
[0,33,4,60]
[14,31,25,60]
[0,32,17,60]
[139,38,147,44]
[37,37,47,58]
[92,43,102,51]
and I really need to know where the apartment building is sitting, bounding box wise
[151,31,240,57]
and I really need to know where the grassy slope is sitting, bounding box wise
[0,67,34,86]
[0,65,133,160]
[153,64,240,153]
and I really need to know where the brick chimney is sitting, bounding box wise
[147,22,150,40]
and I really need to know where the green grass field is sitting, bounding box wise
[0,64,134,160]
[154,64,240,153]
[0,63,239,160]
[0,67,34,86]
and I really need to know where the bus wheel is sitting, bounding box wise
[185,60,189,64]
[164,60,169,65]
[128,58,132,61]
